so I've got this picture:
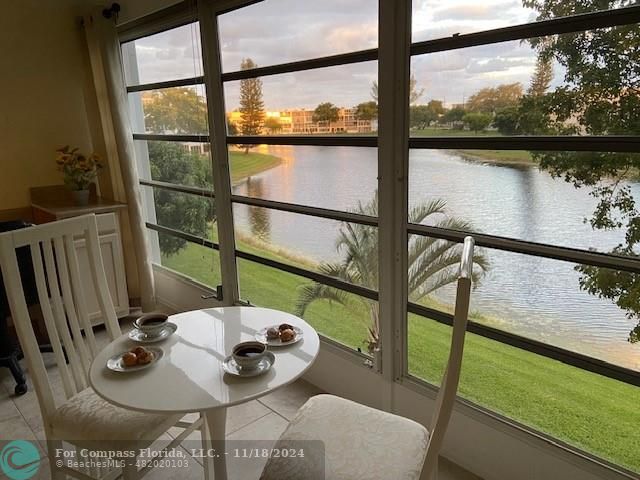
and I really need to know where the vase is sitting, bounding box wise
[71,189,90,206]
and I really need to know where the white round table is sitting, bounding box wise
[89,307,320,480]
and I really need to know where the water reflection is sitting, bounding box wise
[246,177,271,240]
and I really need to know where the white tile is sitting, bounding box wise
[169,400,271,445]
[0,383,21,422]
[0,416,46,456]
[258,379,323,420]
[224,413,290,480]
[226,412,289,443]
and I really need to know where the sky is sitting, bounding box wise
[125,0,567,110]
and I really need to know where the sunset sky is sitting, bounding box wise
[126,0,568,110]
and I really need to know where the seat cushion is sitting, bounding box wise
[50,388,181,446]
[261,394,429,480]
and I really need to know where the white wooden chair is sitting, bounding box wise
[0,214,205,480]
[260,236,476,480]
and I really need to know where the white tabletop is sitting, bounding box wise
[89,307,320,414]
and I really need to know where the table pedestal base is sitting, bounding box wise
[204,408,227,480]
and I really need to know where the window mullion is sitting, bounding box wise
[197,0,240,305]
[377,0,411,387]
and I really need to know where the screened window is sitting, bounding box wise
[122,22,221,289]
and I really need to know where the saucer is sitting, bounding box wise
[107,347,164,372]
[222,351,275,377]
[128,322,177,343]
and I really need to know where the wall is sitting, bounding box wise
[0,1,112,217]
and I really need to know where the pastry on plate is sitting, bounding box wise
[280,328,296,342]
[136,350,155,364]
[266,327,280,339]
[122,352,137,367]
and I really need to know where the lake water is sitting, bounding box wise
[232,145,640,370]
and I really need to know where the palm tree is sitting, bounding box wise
[295,191,489,353]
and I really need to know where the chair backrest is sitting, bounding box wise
[422,236,475,477]
[0,214,121,425]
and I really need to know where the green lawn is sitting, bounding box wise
[455,149,534,165]
[162,241,640,473]
[229,151,282,183]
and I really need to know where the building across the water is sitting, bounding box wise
[228,107,376,134]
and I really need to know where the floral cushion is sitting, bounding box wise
[50,387,181,446]
[261,394,429,480]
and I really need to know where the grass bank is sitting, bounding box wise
[455,149,534,165]
[162,241,640,473]
[229,150,282,184]
[410,128,535,165]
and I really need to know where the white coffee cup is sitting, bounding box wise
[134,313,169,337]
[232,341,267,370]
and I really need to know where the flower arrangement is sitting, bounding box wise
[55,146,102,191]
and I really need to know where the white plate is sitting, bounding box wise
[106,347,164,373]
[128,323,177,343]
[222,351,275,377]
[255,325,304,347]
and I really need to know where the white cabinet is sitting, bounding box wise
[74,213,129,325]
[31,186,130,326]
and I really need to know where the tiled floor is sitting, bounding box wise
[0,319,481,480]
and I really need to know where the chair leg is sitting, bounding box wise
[48,440,66,480]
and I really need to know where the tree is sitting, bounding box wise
[463,112,492,133]
[410,100,445,130]
[371,74,424,105]
[410,105,437,130]
[522,0,640,342]
[493,106,521,135]
[238,58,265,153]
[442,107,466,126]
[355,101,378,121]
[528,55,554,96]
[263,117,282,133]
[427,99,445,116]
[148,142,213,255]
[227,119,238,136]
[144,87,208,134]
[295,192,488,352]
[466,83,524,114]
[312,102,340,124]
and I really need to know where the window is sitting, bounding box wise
[122,22,222,291]
[405,2,640,473]
[217,0,380,353]
[120,1,640,475]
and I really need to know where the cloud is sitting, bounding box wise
[412,0,536,42]
[129,0,547,107]
[466,56,535,74]
[431,2,517,21]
